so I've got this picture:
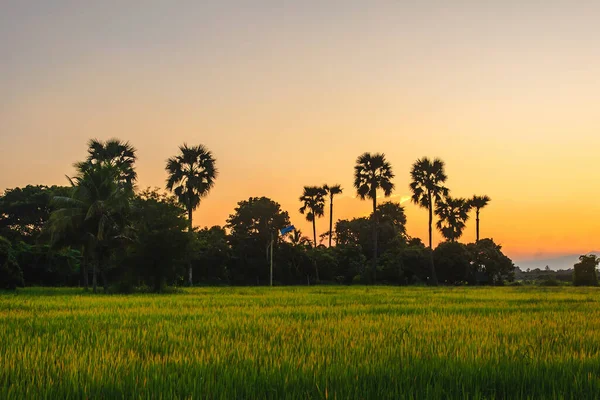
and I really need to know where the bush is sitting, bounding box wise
[538,278,561,287]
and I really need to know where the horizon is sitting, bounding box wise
[2,1,600,261]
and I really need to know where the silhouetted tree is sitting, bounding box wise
[434,241,471,284]
[435,197,471,242]
[75,138,137,189]
[166,143,217,285]
[0,236,24,290]
[123,189,191,292]
[193,226,231,283]
[376,201,408,239]
[226,197,290,285]
[573,255,599,286]
[470,195,491,242]
[467,239,515,285]
[0,185,71,243]
[409,157,449,285]
[49,164,132,293]
[354,152,394,283]
[289,229,311,247]
[299,186,327,248]
[323,184,343,247]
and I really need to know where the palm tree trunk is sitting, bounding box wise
[476,209,480,242]
[428,192,433,248]
[92,261,97,293]
[187,205,193,286]
[82,246,89,291]
[312,218,317,248]
[329,197,334,247]
[428,192,438,285]
[101,267,108,294]
[372,195,378,284]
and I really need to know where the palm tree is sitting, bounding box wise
[289,229,311,247]
[435,197,472,242]
[49,164,132,293]
[166,144,217,285]
[323,184,343,247]
[75,138,137,189]
[353,152,394,283]
[470,195,491,242]
[409,157,449,285]
[299,186,327,248]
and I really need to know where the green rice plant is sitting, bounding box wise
[1,286,599,399]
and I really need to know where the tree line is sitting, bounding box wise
[0,138,540,292]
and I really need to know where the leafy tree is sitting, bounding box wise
[573,255,599,286]
[435,197,472,242]
[124,189,191,292]
[0,236,24,290]
[335,202,406,270]
[14,242,80,286]
[0,185,71,243]
[276,229,312,284]
[49,164,132,293]
[193,226,231,283]
[75,138,137,189]
[166,143,218,285]
[467,239,515,285]
[400,241,432,284]
[379,237,406,284]
[335,217,371,249]
[307,246,338,283]
[353,152,395,283]
[299,186,327,248]
[226,197,290,285]
[377,201,408,241]
[275,241,311,285]
[332,244,367,284]
[470,195,491,242]
[323,184,343,247]
[409,157,449,285]
[434,241,472,284]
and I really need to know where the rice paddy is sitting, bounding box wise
[1,286,599,399]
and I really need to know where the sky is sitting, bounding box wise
[1,1,599,261]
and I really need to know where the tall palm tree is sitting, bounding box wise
[299,186,327,248]
[435,197,472,242]
[75,138,137,189]
[166,144,217,285]
[49,164,132,293]
[470,195,491,242]
[323,184,343,247]
[353,152,394,283]
[409,157,449,285]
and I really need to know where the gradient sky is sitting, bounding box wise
[2,1,599,261]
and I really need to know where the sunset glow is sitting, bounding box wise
[2,1,599,261]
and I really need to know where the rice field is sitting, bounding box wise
[1,286,599,399]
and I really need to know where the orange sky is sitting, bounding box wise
[1,1,599,260]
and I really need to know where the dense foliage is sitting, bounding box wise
[0,137,561,292]
[573,255,599,286]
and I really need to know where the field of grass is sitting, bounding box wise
[1,286,600,399]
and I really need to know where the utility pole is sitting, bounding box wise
[269,232,274,286]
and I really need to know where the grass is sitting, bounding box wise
[1,286,600,399]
